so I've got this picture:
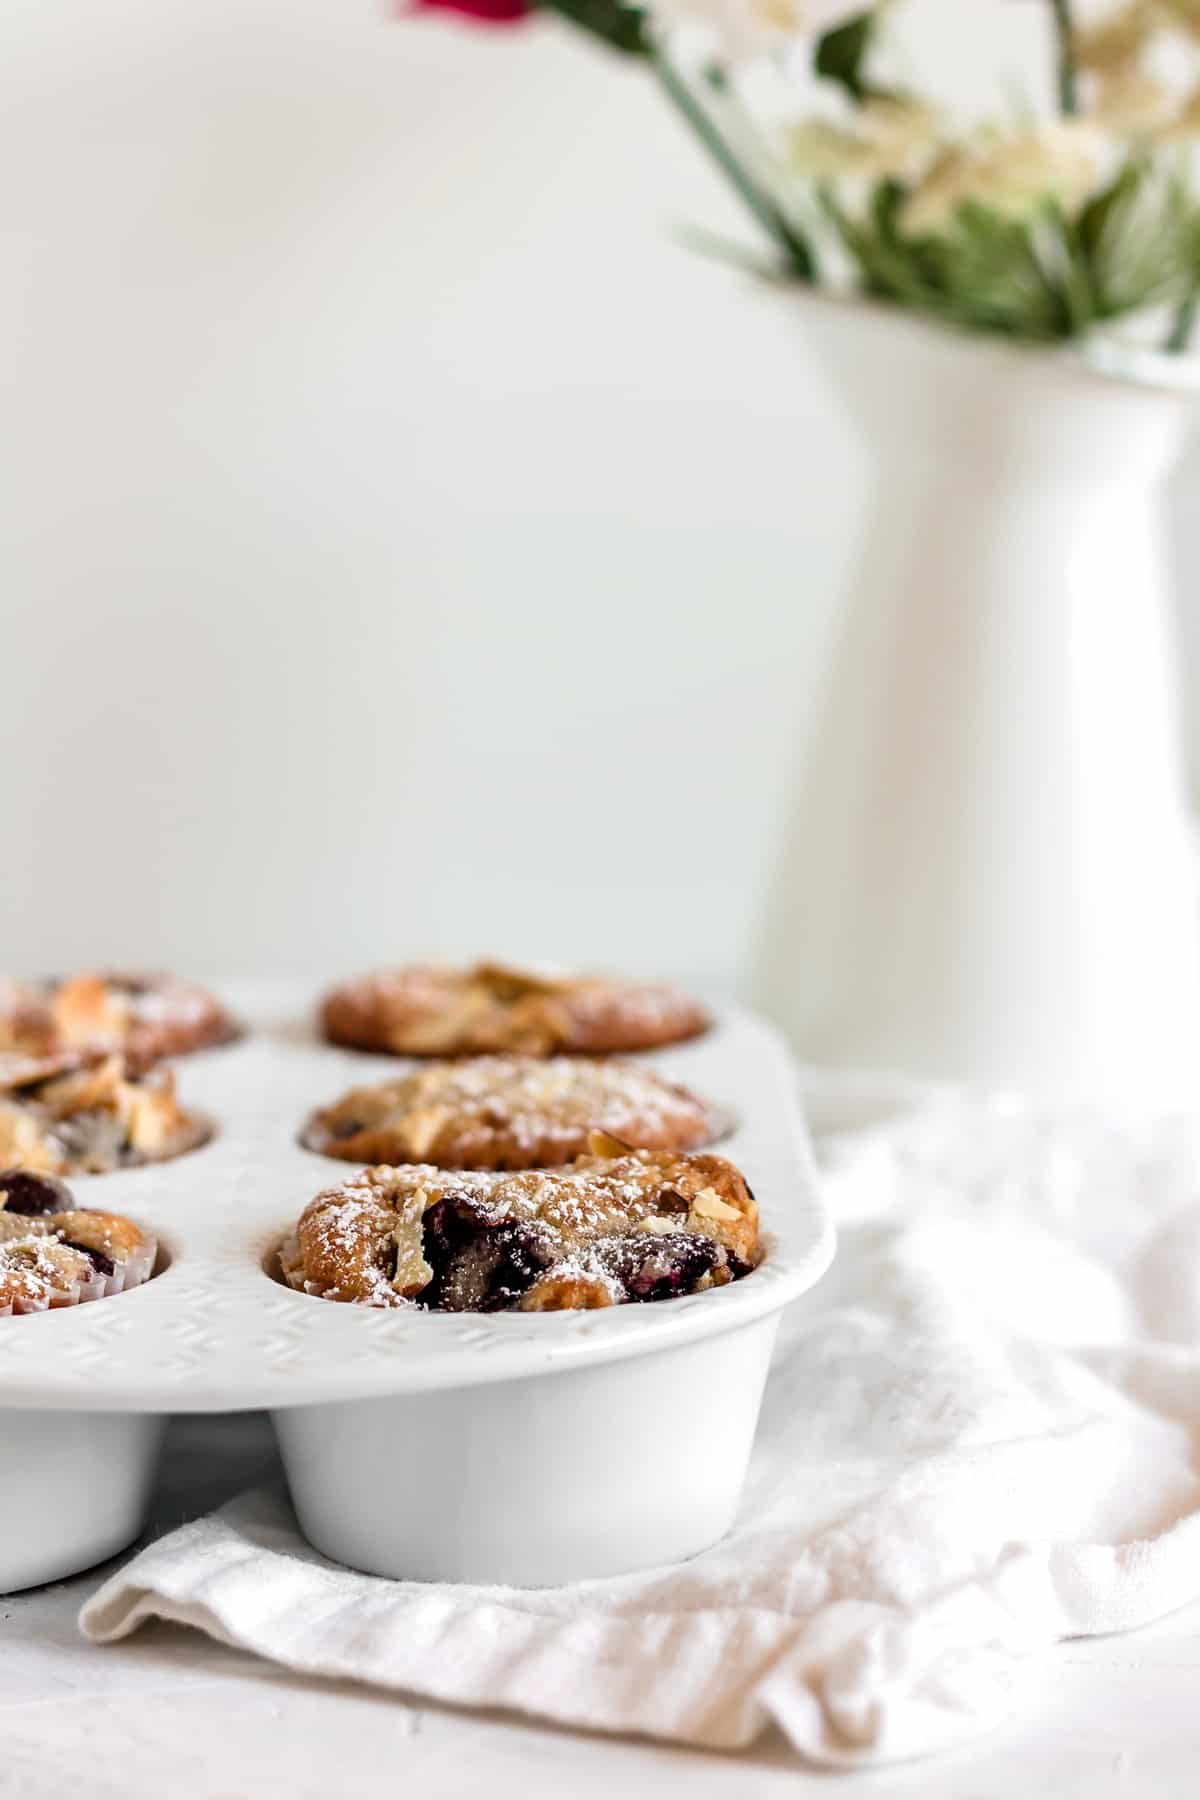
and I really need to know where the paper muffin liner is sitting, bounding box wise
[0,1232,158,1318]
[278,1231,302,1290]
[277,1231,339,1302]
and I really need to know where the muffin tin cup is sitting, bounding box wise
[0,1410,164,1594]
[0,984,833,1591]
[276,1310,780,1586]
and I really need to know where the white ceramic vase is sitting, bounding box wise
[754,297,1200,1106]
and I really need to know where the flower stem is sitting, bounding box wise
[650,49,816,279]
[1050,0,1078,115]
[1166,292,1198,354]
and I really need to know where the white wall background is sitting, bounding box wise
[2,0,1198,984]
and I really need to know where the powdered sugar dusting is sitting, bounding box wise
[304,1055,720,1168]
[0,1058,207,1174]
[0,971,235,1072]
[285,1148,758,1314]
[322,963,710,1057]
[0,1202,153,1313]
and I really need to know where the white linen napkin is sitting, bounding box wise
[81,1083,1200,1767]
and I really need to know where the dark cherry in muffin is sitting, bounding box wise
[0,1169,156,1315]
[281,1136,758,1314]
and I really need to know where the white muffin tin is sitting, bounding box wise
[0,983,833,1591]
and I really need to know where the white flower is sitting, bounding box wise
[1091,67,1176,131]
[858,93,943,158]
[1077,0,1200,72]
[1076,1,1160,75]
[1162,80,1200,135]
[1157,0,1200,40]
[648,0,874,64]
[786,94,942,180]
[899,121,1108,235]
[786,118,883,176]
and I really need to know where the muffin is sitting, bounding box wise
[0,1056,210,1175]
[301,1055,726,1170]
[282,1136,758,1313]
[319,961,710,1058]
[0,972,237,1074]
[0,1171,157,1316]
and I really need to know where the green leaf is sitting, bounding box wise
[651,49,817,277]
[819,184,945,314]
[1077,160,1143,261]
[808,148,1200,345]
[540,0,649,56]
[1080,159,1200,320]
[1041,200,1097,335]
[813,13,875,101]
[1167,294,1198,353]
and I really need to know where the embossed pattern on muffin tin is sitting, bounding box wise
[1,981,834,1587]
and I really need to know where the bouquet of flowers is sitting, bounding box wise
[412,0,1200,349]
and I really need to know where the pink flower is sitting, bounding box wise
[408,0,530,23]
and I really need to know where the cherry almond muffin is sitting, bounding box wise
[0,1171,157,1316]
[0,972,237,1075]
[281,1138,758,1313]
[319,962,710,1058]
[301,1055,726,1170]
[0,1056,210,1176]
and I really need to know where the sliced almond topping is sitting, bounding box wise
[41,1056,124,1118]
[638,1215,682,1236]
[393,1189,435,1293]
[125,1083,180,1153]
[0,1107,61,1176]
[52,975,126,1046]
[401,1106,451,1162]
[477,961,566,999]
[587,1128,634,1160]
[400,990,494,1052]
[691,1186,742,1222]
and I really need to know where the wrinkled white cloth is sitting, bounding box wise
[81,1082,1200,1767]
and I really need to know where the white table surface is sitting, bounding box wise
[4,1414,1200,1800]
